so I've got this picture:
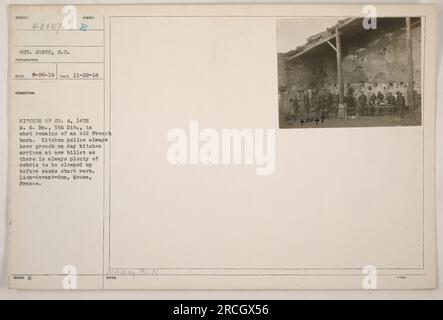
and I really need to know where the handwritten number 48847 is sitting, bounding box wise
[299,116,325,125]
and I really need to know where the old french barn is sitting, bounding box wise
[278,17,422,128]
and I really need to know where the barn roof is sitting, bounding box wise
[284,17,421,62]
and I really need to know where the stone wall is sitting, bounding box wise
[279,22,421,114]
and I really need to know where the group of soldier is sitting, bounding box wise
[285,84,409,121]
[344,85,407,117]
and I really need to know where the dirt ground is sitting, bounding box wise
[279,112,422,129]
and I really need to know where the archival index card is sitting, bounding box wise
[7,4,437,289]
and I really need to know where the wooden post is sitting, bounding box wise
[336,26,345,118]
[406,17,415,120]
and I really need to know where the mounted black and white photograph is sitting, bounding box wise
[277,17,422,128]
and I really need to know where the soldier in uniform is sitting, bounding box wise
[346,84,356,116]
[395,91,406,116]
[376,91,384,105]
[369,92,377,116]
[387,92,396,105]
[358,92,368,116]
